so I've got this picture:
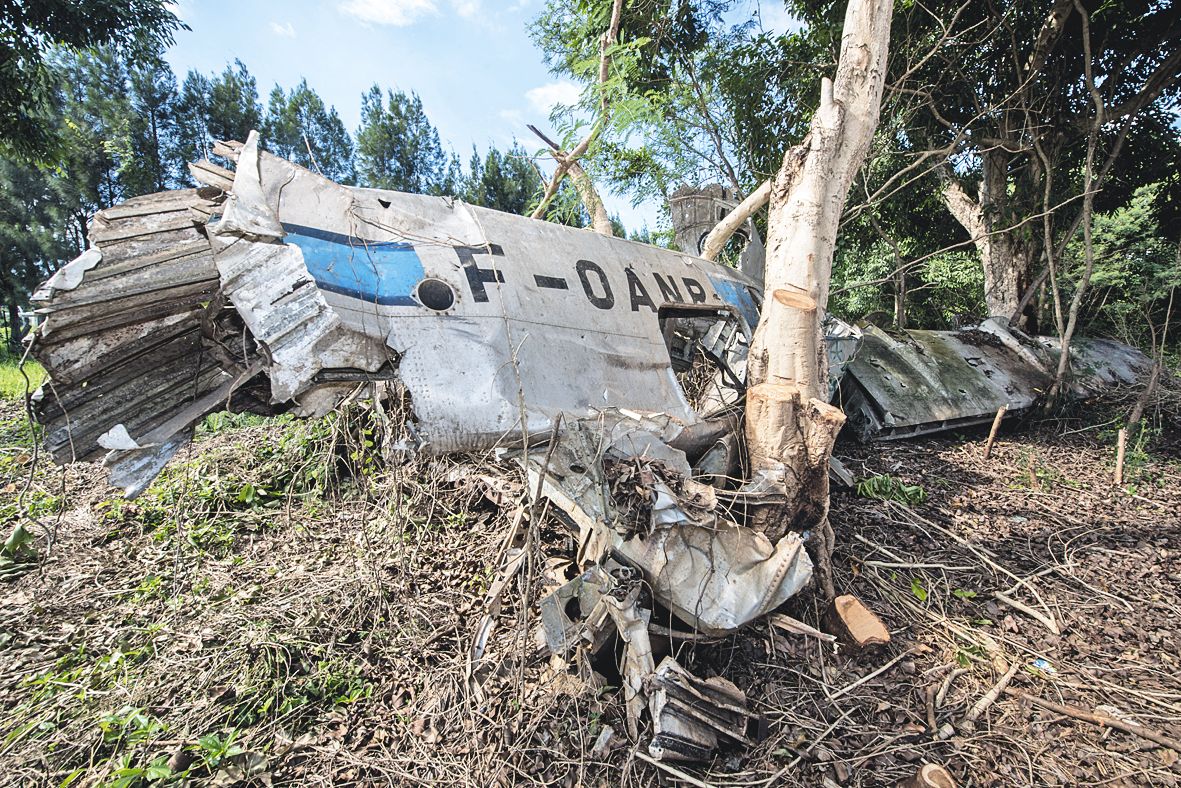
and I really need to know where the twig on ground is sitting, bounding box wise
[634,750,717,788]
[962,660,1021,730]
[1005,689,1181,753]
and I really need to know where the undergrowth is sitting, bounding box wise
[0,357,44,401]
[1,397,420,786]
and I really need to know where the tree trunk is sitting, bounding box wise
[5,298,23,355]
[940,149,1030,321]
[745,0,894,600]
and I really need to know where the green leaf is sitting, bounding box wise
[144,757,172,780]
[2,523,35,559]
[910,577,928,602]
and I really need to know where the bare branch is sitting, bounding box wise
[528,0,624,223]
[699,179,772,262]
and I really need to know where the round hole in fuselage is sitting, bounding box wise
[416,278,455,311]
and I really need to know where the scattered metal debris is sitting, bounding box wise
[28,146,1159,765]
[647,656,761,761]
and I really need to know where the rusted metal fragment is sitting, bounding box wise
[824,594,891,650]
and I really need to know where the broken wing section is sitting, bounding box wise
[838,320,1155,441]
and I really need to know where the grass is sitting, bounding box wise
[0,357,44,401]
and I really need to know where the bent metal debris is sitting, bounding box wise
[28,133,1153,762]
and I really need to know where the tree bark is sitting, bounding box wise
[745,0,893,600]
[700,179,771,261]
[940,149,1030,321]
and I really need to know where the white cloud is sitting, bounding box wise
[339,0,438,26]
[269,21,296,38]
[525,82,582,116]
[451,0,480,18]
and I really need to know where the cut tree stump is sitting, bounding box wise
[824,594,890,650]
[899,764,956,788]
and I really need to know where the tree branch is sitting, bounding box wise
[528,0,624,224]
[699,179,773,261]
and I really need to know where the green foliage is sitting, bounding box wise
[96,706,165,747]
[263,79,355,184]
[2,523,36,560]
[100,754,174,788]
[229,649,372,728]
[355,86,456,195]
[0,359,44,399]
[463,142,542,214]
[206,61,263,152]
[1066,183,1181,348]
[910,577,928,602]
[193,731,244,768]
[856,474,928,505]
[0,0,183,159]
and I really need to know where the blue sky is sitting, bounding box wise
[164,0,794,232]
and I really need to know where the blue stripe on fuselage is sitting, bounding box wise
[707,274,760,329]
[283,223,424,306]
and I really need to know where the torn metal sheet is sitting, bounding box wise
[524,409,813,635]
[838,320,1154,441]
[647,656,758,762]
[32,133,763,492]
[538,564,615,656]
[618,523,812,634]
[602,577,655,741]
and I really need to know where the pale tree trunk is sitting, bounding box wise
[745,0,894,600]
[940,149,1029,321]
[567,162,614,236]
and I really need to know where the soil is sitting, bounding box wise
[1,398,1179,787]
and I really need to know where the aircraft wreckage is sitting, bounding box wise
[29,133,1152,762]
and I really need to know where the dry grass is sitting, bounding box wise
[1,395,1179,787]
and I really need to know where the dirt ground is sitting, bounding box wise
[1,397,1179,787]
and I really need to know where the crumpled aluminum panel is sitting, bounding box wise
[31,133,765,492]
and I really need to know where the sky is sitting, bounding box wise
[163,0,796,232]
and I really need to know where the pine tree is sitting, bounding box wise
[206,60,262,149]
[355,85,448,194]
[463,142,540,214]
[173,70,213,165]
[263,79,354,184]
[127,55,179,193]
